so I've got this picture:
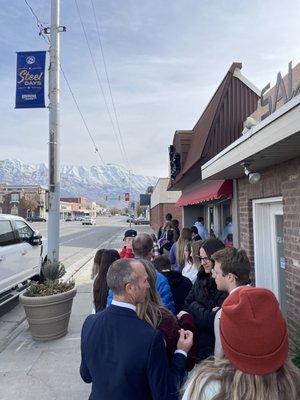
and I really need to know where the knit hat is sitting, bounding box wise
[220,286,288,375]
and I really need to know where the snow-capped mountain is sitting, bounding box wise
[0,159,157,205]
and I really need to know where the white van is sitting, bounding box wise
[0,214,47,305]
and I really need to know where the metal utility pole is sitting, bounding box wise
[129,169,132,228]
[47,0,61,263]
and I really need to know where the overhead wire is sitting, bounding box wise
[90,0,131,170]
[60,67,105,165]
[24,0,49,42]
[23,0,106,166]
[74,0,129,169]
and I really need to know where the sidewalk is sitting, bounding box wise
[0,225,153,400]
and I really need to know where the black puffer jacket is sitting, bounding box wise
[183,269,228,361]
[161,270,192,314]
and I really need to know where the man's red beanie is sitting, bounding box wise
[220,286,288,375]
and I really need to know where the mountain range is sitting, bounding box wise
[0,159,158,206]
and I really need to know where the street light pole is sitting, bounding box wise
[47,0,61,263]
[129,169,132,228]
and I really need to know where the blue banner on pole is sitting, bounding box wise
[15,51,46,109]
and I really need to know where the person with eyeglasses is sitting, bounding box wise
[178,238,227,362]
[210,247,251,359]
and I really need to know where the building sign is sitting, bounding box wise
[15,51,46,109]
[169,145,181,181]
[257,61,300,120]
[140,194,150,206]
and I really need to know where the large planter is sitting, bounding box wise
[19,287,77,341]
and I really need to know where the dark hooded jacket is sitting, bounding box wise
[183,269,228,361]
[160,270,192,314]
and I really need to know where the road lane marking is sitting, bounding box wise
[15,339,28,352]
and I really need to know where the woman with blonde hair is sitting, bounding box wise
[169,227,192,272]
[182,240,202,284]
[137,259,198,371]
[182,286,300,400]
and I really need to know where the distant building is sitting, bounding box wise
[0,184,48,219]
[60,197,87,210]
[60,197,87,219]
[60,197,103,219]
[150,178,182,233]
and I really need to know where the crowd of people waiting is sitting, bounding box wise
[80,213,300,400]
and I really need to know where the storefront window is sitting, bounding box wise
[10,193,19,203]
[208,207,215,237]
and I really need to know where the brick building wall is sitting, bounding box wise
[150,203,182,234]
[238,156,300,352]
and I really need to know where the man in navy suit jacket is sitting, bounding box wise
[80,258,193,400]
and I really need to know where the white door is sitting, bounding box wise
[253,198,286,313]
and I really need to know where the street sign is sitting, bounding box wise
[105,196,121,201]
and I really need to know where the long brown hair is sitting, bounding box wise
[183,357,300,400]
[91,248,105,279]
[93,249,120,311]
[176,228,192,266]
[136,260,174,328]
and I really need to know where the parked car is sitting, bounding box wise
[82,216,96,225]
[65,216,74,222]
[126,214,135,223]
[0,214,47,306]
[27,216,47,222]
[134,216,150,225]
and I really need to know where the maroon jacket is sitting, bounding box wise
[158,308,198,371]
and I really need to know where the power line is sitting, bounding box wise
[74,0,129,167]
[23,0,106,166]
[60,66,106,165]
[24,0,50,42]
[90,0,131,169]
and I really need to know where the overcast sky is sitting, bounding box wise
[0,0,299,177]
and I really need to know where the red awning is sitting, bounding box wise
[176,180,233,207]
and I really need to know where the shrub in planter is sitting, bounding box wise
[19,260,77,341]
[26,261,75,296]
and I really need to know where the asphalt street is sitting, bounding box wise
[30,216,127,269]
